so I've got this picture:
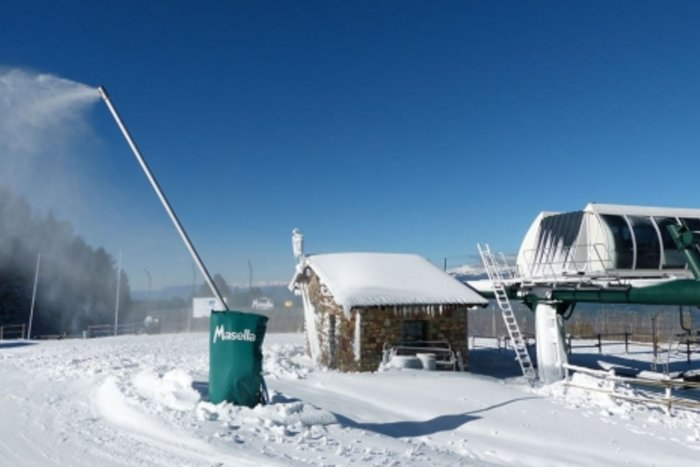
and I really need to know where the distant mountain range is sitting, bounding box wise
[133,259,491,302]
[446,254,519,282]
[132,282,300,305]
[446,264,487,281]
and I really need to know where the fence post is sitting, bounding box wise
[0,325,3,340]
[625,332,629,354]
[652,317,658,360]
[598,334,602,354]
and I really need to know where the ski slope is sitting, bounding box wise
[1,333,699,466]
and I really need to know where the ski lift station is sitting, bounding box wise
[473,202,700,384]
[516,203,700,281]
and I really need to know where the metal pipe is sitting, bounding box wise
[679,305,692,333]
[667,223,700,279]
[98,86,229,310]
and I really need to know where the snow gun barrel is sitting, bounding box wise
[97,86,229,311]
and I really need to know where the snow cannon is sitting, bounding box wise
[98,86,268,407]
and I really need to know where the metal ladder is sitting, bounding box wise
[478,243,537,380]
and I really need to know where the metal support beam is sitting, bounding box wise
[98,86,228,310]
[667,223,700,279]
[535,302,568,383]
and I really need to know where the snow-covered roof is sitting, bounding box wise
[584,203,700,218]
[291,252,487,313]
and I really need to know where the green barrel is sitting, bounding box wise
[209,310,268,407]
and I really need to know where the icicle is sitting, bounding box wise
[353,310,361,362]
[301,283,321,363]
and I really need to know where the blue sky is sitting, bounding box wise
[3,1,700,290]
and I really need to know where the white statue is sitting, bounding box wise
[292,228,304,260]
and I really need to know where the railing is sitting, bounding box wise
[564,362,700,411]
[565,332,700,366]
[518,243,615,280]
[566,332,633,354]
[674,333,700,364]
[497,252,515,279]
[35,334,68,340]
[382,340,463,371]
[471,333,536,352]
[85,323,137,338]
[0,324,26,340]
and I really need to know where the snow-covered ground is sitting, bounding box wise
[1,333,699,466]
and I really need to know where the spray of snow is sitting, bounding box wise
[0,68,100,203]
[0,68,98,154]
[0,68,101,236]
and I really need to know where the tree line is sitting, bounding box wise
[0,186,131,336]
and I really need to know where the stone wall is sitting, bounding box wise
[302,268,469,372]
[304,271,360,371]
[358,307,469,371]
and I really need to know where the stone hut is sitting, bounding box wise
[289,250,488,372]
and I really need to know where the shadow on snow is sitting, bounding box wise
[0,341,36,350]
[333,397,537,438]
[192,381,209,400]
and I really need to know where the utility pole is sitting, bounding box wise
[114,251,122,336]
[188,262,196,332]
[144,268,152,316]
[248,259,254,303]
[191,262,197,298]
[27,253,42,340]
